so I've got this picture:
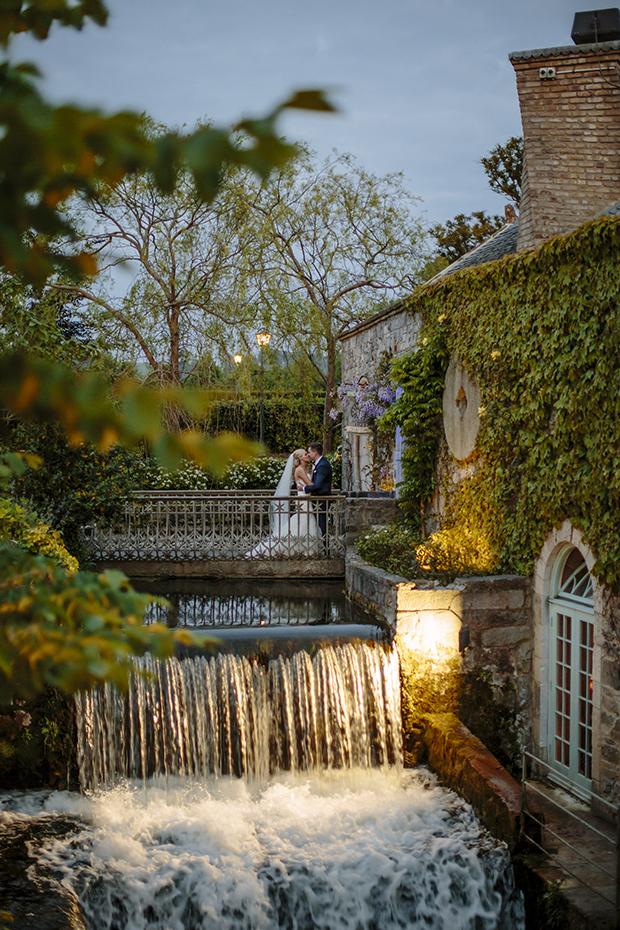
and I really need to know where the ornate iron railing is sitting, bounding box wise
[83,491,346,562]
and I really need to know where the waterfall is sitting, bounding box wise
[75,642,403,791]
[2,639,525,928]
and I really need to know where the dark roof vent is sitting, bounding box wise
[571,8,620,43]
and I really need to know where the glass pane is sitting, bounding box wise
[561,548,585,588]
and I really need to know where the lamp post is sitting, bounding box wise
[256,332,271,444]
[233,353,243,395]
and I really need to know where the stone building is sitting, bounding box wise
[342,10,620,807]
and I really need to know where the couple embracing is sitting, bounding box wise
[293,442,333,537]
[247,442,332,558]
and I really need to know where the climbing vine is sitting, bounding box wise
[397,214,620,586]
[378,331,449,525]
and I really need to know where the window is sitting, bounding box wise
[548,547,594,794]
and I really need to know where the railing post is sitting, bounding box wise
[520,751,528,842]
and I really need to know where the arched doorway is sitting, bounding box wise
[548,545,595,794]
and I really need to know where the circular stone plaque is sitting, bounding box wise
[442,355,481,461]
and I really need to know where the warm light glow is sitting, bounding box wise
[233,354,243,365]
[256,332,271,348]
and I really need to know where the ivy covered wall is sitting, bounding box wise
[399,214,620,587]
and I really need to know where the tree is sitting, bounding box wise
[247,150,428,450]
[480,136,523,208]
[429,136,523,268]
[0,274,108,370]
[0,1,334,698]
[51,137,263,411]
[430,211,504,264]
[0,2,334,287]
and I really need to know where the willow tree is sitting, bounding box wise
[247,150,429,450]
[54,157,263,393]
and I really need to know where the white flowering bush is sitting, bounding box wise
[138,456,286,492]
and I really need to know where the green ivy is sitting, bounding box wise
[398,214,620,586]
[378,330,449,525]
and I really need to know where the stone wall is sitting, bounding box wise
[510,41,620,252]
[339,305,421,493]
[600,591,620,804]
[345,551,533,729]
[344,496,400,546]
[422,713,525,850]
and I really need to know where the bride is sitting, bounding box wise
[246,449,321,557]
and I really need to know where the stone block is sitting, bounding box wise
[462,587,525,611]
[482,627,530,648]
[397,610,462,655]
[396,585,463,615]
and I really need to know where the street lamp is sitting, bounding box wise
[256,332,271,444]
[233,354,243,365]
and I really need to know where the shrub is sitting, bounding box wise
[0,498,78,572]
[139,456,287,492]
[415,524,498,580]
[357,521,498,582]
[356,523,421,578]
[325,445,342,488]
[8,424,150,561]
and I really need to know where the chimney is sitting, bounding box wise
[510,11,620,252]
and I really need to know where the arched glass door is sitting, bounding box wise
[548,547,594,795]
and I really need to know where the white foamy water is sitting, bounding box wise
[4,769,524,930]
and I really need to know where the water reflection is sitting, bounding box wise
[134,579,375,630]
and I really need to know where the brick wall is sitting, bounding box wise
[511,41,620,251]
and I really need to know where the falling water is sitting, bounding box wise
[1,638,525,929]
[75,643,402,790]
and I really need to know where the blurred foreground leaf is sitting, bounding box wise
[0,544,198,701]
[0,350,259,470]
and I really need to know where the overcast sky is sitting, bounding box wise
[14,0,589,226]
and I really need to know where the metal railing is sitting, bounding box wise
[83,490,346,562]
[520,750,620,928]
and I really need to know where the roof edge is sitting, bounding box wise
[509,39,620,61]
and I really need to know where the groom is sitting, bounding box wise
[304,442,333,538]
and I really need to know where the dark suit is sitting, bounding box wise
[304,456,333,537]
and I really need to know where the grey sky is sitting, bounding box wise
[14,0,589,225]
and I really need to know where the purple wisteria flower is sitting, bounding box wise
[358,399,386,420]
[377,385,397,405]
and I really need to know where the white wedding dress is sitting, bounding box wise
[246,454,321,558]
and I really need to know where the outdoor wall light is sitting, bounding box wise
[256,332,271,348]
[459,625,471,653]
[233,354,243,365]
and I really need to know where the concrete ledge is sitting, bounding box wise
[93,559,345,580]
[422,712,524,850]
